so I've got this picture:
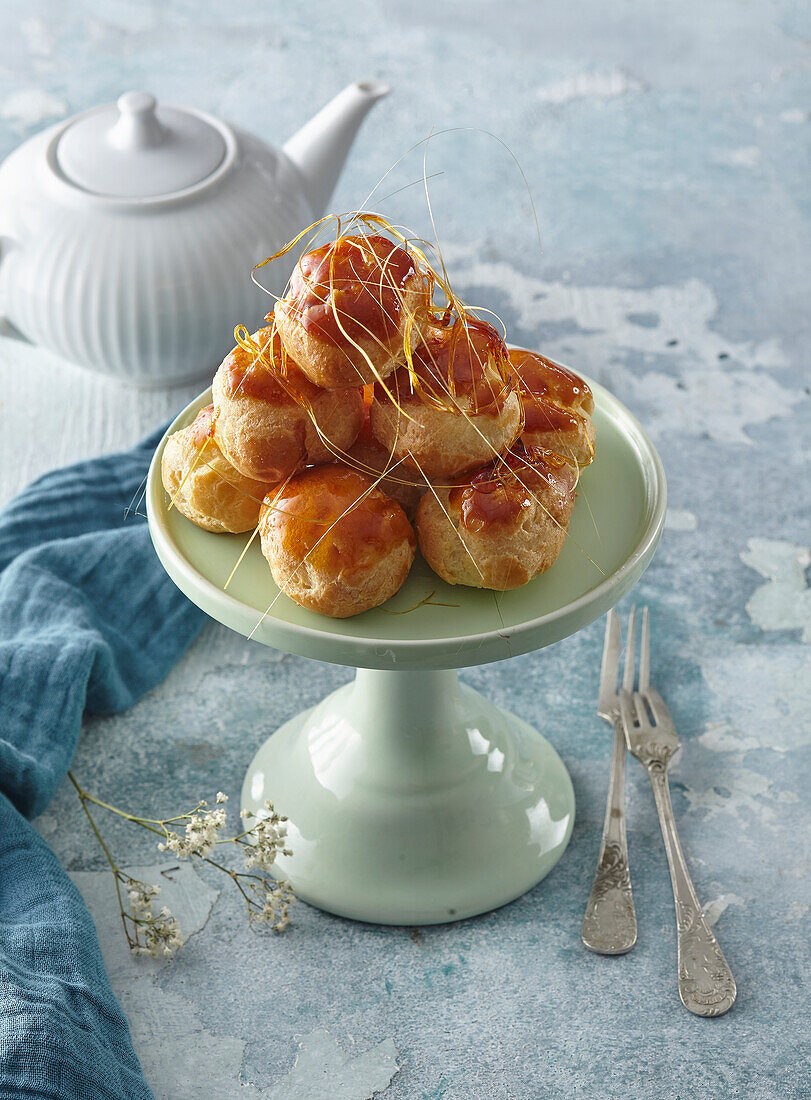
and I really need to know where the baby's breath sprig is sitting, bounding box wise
[67,773,295,956]
[123,876,184,957]
[230,803,294,930]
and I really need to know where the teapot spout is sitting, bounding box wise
[283,80,390,220]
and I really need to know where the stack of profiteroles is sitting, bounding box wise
[161,229,596,618]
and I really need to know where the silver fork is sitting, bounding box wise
[581,607,638,955]
[619,623,737,1017]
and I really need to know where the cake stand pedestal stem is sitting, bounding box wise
[349,668,488,781]
[241,664,575,925]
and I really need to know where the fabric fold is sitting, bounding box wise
[0,426,206,1099]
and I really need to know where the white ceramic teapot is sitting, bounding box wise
[0,80,389,386]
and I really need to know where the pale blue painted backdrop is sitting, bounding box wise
[0,2,808,1097]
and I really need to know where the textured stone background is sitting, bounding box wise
[1,2,809,1097]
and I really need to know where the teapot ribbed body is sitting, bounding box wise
[0,127,312,386]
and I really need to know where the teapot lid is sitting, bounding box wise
[55,92,228,199]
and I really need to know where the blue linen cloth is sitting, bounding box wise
[0,427,206,1099]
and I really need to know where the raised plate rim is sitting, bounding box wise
[146,368,666,668]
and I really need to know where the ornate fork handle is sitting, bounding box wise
[647,765,737,1017]
[582,717,636,954]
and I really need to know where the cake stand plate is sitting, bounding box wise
[147,372,666,925]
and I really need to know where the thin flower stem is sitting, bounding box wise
[223,829,255,844]
[68,773,119,873]
[76,787,205,827]
[193,853,266,892]
[227,871,255,909]
[68,774,249,845]
[68,772,133,945]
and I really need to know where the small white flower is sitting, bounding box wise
[121,876,183,958]
[126,881,160,920]
[158,802,228,859]
[250,879,294,932]
[216,791,228,804]
[138,907,184,958]
[243,801,292,872]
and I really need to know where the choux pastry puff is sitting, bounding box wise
[274,234,430,389]
[259,464,416,617]
[212,320,364,482]
[415,443,578,590]
[161,404,273,533]
[509,347,595,465]
[370,316,523,481]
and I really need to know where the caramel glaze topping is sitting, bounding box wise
[222,322,324,404]
[509,347,594,434]
[285,235,422,347]
[353,404,377,449]
[189,404,217,447]
[263,464,415,576]
[377,315,512,414]
[449,443,577,534]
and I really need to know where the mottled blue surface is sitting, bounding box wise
[1,2,809,1097]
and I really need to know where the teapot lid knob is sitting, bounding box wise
[55,91,230,200]
[109,92,165,150]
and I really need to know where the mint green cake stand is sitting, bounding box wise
[146,374,666,926]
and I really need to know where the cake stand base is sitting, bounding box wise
[241,668,575,925]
